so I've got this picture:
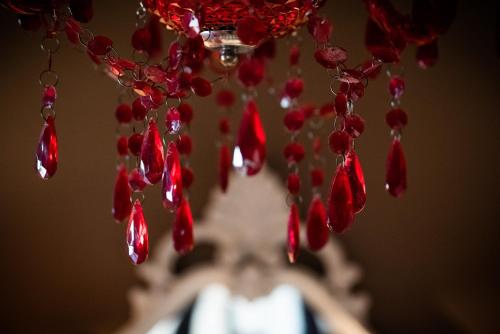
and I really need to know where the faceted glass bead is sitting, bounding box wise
[115,103,132,124]
[306,197,329,251]
[117,136,128,156]
[131,27,151,51]
[284,78,304,99]
[132,97,149,121]
[181,166,194,189]
[385,138,407,197]
[335,92,348,116]
[42,85,57,107]
[191,77,212,97]
[314,46,348,69]
[345,150,367,214]
[173,198,194,254]
[283,110,305,132]
[386,108,408,129]
[283,142,305,163]
[328,130,351,155]
[389,75,405,99]
[289,45,300,66]
[181,12,200,38]
[287,173,300,195]
[35,116,58,179]
[345,114,365,138]
[233,100,266,176]
[219,144,231,192]
[165,107,181,134]
[287,203,300,263]
[310,168,324,187]
[140,120,164,184]
[238,58,265,87]
[129,168,147,192]
[168,40,182,70]
[128,133,144,156]
[361,59,382,79]
[309,16,333,44]
[112,164,132,222]
[126,199,149,265]
[327,165,354,233]
[87,35,113,56]
[218,118,230,135]
[65,18,81,44]
[178,102,193,124]
[162,141,183,210]
[237,16,267,45]
[216,90,235,108]
[176,134,193,155]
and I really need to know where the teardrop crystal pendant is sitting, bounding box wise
[345,150,366,213]
[35,116,58,179]
[233,99,266,176]
[140,120,164,184]
[218,144,231,192]
[172,198,194,254]
[126,199,149,265]
[385,138,407,197]
[287,202,300,263]
[112,164,132,222]
[162,141,183,210]
[306,196,329,251]
[327,165,354,233]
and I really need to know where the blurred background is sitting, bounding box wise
[0,0,499,333]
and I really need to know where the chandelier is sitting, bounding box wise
[1,0,456,265]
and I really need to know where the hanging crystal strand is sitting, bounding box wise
[36,20,61,180]
[385,66,408,197]
[215,89,235,192]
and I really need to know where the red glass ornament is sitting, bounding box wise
[219,144,231,193]
[319,103,335,117]
[165,107,181,134]
[361,59,382,79]
[345,150,366,214]
[327,165,354,234]
[287,203,300,263]
[306,197,329,251]
[216,90,235,108]
[328,130,351,155]
[115,104,132,124]
[112,164,132,223]
[309,16,333,44]
[181,12,200,38]
[335,92,348,116]
[127,199,149,265]
[162,141,183,210]
[65,18,81,44]
[181,166,194,189]
[191,77,212,97]
[42,85,57,107]
[234,100,266,176]
[386,108,408,129]
[218,118,230,135]
[283,142,305,163]
[287,173,300,195]
[35,116,58,179]
[310,168,324,187]
[389,75,405,99]
[237,16,267,46]
[129,168,147,192]
[178,102,194,124]
[283,110,305,132]
[385,138,407,197]
[140,120,164,184]
[88,35,112,56]
[238,58,265,87]
[131,27,151,51]
[289,45,300,66]
[173,198,194,254]
[345,114,365,138]
[284,78,304,99]
[145,16,163,58]
[132,97,149,121]
[365,18,403,63]
[314,46,348,69]
[117,136,128,156]
[128,133,144,156]
[176,134,193,155]
[168,40,182,70]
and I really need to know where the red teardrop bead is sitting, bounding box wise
[306,197,329,251]
[385,138,407,197]
[162,142,183,210]
[35,116,58,179]
[140,120,164,184]
[345,151,367,214]
[173,198,194,254]
[126,200,149,265]
[112,164,132,222]
[219,144,231,193]
[287,203,300,263]
[327,165,354,234]
[233,100,266,176]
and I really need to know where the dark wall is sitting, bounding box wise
[0,1,498,333]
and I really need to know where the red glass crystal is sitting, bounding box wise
[289,45,300,66]
[386,108,408,129]
[361,59,382,79]
[129,168,147,192]
[287,173,301,195]
[162,141,183,210]
[191,77,212,97]
[216,90,235,108]
[176,134,193,155]
[417,40,438,69]
[173,198,194,254]
[219,144,231,192]
[345,114,365,138]
[42,85,57,107]
[87,35,112,56]
[287,203,300,263]
[284,78,304,99]
[385,138,407,197]
[238,58,265,87]
[237,16,267,46]
[65,18,81,44]
[283,110,305,132]
[306,197,329,251]
[313,137,322,155]
[340,81,365,102]
[115,103,132,124]
[218,118,230,135]
[314,46,348,69]
[309,16,333,44]
[112,164,132,222]
[234,100,266,176]
[165,107,181,134]
[319,103,335,117]
[140,120,164,184]
[181,12,200,38]
[117,136,128,156]
[345,150,366,214]
[168,40,182,70]
[328,130,351,155]
[132,97,149,121]
[181,166,194,189]
[35,116,58,179]
[327,165,354,234]
[311,168,324,187]
[283,142,305,163]
[335,92,348,116]
[144,65,168,83]
[128,133,144,156]
[178,102,193,124]
[389,75,405,99]
[127,199,149,265]
[131,27,151,51]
